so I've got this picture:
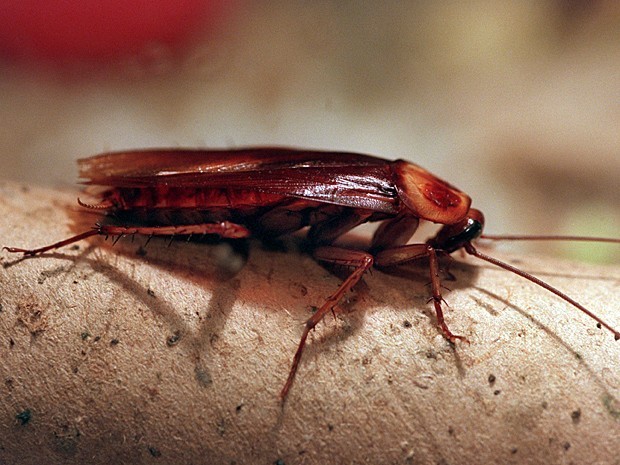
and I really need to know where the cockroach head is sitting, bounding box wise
[429,208,485,252]
[392,160,471,225]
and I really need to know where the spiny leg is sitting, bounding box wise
[4,221,251,256]
[4,230,101,256]
[281,246,374,400]
[98,222,251,240]
[426,246,467,343]
[375,243,467,343]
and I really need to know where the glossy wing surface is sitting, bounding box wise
[79,148,398,212]
[80,148,386,180]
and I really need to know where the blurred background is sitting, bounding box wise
[0,1,618,262]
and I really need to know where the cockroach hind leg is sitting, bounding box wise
[3,229,101,256]
[280,322,312,402]
[280,246,374,401]
[4,221,251,257]
[280,298,345,402]
[280,296,346,402]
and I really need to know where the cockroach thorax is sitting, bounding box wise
[391,160,471,224]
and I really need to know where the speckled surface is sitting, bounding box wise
[0,182,618,464]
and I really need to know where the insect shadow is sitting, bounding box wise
[22,220,368,373]
[8,225,471,394]
[103,236,249,386]
[4,228,248,391]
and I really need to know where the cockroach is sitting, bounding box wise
[4,147,619,400]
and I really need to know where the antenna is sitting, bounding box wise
[463,242,619,340]
[481,234,620,244]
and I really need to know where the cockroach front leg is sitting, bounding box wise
[375,244,467,344]
[4,221,251,256]
[281,246,374,400]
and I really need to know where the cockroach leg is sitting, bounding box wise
[4,221,251,256]
[97,222,251,240]
[77,197,114,210]
[308,210,372,245]
[427,246,467,344]
[371,214,420,251]
[437,250,457,281]
[256,200,308,236]
[375,243,467,344]
[4,230,101,256]
[281,246,374,400]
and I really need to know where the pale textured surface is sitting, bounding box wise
[0,181,619,465]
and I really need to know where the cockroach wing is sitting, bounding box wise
[79,148,399,213]
[79,148,387,179]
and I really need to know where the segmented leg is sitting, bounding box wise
[371,214,420,251]
[375,243,467,344]
[426,246,467,343]
[4,221,251,256]
[307,209,372,245]
[281,246,374,400]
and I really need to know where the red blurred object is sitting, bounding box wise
[0,0,230,63]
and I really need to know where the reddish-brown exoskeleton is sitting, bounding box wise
[4,148,619,400]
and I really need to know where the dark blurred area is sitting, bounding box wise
[0,1,618,262]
